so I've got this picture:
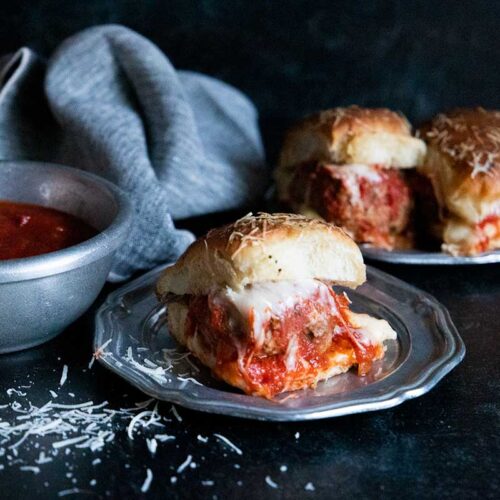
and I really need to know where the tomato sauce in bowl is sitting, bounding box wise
[0,200,97,260]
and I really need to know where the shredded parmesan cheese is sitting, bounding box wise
[58,488,86,497]
[7,389,27,397]
[35,452,52,465]
[52,436,88,449]
[141,468,153,493]
[177,455,193,473]
[146,438,158,455]
[171,405,182,422]
[154,434,176,442]
[214,434,243,455]
[265,476,278,489]
[59,365,68,387]
[127,410,161,440]
[20,465,40,474]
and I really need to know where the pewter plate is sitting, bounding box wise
[94,265,465,421]
[361,245,500,265]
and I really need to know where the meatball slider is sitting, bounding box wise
[418,108,500,256]
[156,213,396,398]
[276,106,426,249]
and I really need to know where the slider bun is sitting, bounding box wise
[157,213,366,297]
[276,106,426,199]
[418,108,500,226]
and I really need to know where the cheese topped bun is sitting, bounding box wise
[157,212,365,297]
[275,107,425,250]
[277,106,427,199]
[157,213,396,399]
[418,108,500,255]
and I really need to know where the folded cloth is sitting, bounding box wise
[0,25,266,280]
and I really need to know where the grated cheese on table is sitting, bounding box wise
[52,436,88,449]
[177,455,193,473]
[0,392,173,489]
[0,346,326,497]
[146,437,158,455]
[170,405,183,422]
[141,468,153,493]
[59,365,68,387]
[20,465,40,474]
[214,434,243,455]
[154,433,176,442]
[265,476,278,489]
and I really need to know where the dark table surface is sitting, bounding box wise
[0,211,498,500]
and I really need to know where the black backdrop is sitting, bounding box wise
[2,0,499,159]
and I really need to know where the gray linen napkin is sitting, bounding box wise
[0,25,266,280]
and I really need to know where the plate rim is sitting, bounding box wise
[361,245,500,265]
[94,265,465,421]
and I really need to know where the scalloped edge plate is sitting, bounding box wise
[361,245,500,265]
[94,264,465,421]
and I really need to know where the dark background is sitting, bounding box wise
[1,2,499,499]
[3,0,500,160]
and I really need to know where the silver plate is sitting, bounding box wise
[361,245,500,265]
[94,265,465,421]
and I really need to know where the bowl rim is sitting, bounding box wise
[0,161,133,283]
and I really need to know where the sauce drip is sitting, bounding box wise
[0,200,97,260]
[185,288,382,398]
[477,215,499,253]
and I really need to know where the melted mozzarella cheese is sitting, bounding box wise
[443,215,500,255]
[212,280,397,355]
[219,280,335,346]
[344,164,384,182]
[346,311,397,344]
[336,164,382,205]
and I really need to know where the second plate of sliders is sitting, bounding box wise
[273,106,500,265]
[94,263,464,421]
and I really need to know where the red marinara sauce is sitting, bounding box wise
[0,200,97,260]
[476,215,499,253]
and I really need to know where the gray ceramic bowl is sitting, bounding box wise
[0,161,133,353]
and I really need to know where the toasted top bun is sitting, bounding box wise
[276,106,427,199]
[157,213,366,297]
[418,108,500,224]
